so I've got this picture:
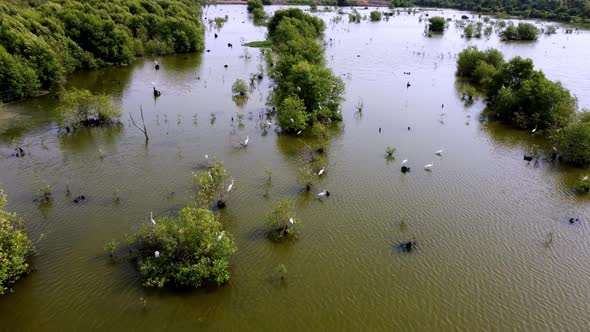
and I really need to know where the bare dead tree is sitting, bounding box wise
[129,106,149,142]
[354,97,364,113]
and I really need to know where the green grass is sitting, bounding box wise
[243,40,273,48]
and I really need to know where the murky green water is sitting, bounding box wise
[1,6,590,331]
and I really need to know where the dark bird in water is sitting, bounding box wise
[569,218,580,224]
[524,155,533,161]
[399,238,416,252]
[407,82,411,88]
[379,127,381,133]
[214,33,218,38]
[407,126,411,131]
[73,195,86,203]
[224,64,228,68]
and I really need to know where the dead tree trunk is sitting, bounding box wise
[129,106,149,142]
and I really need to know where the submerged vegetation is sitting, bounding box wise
[0,190,33,295]
[428,16,446,32]
[267,8,345,133]
[121,160,236,289]
[456,47,590,167]
[500,22,540,41]
[57,88,121,132]
[0,0,204,102]
[129,205,236,288]
[266,199,299,241]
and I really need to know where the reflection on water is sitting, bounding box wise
[1,5,590,331]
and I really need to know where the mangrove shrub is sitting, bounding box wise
[0,0,205,102]
[57,88,121,132]
[266,199,299,241]
[428,16,446,32]
[0,190,33,295]
[456,47,577,130]
[130,205,236,288]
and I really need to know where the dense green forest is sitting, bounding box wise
[0,0,204,103]
[395,0,590,22]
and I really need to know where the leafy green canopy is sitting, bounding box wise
[268,9,345,133]
[131,206,236,288]
[56,88,121,131]
[501,23,540,41]
[0,0,204,102]
[554,113,590,167]
[456,47,577,130]
[428,16,446,32]
[0,190,33,295]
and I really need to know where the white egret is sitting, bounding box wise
[266,120,271,126]
[424,164,433,170]
[208,171,213,180]
[150,212,156,225]
[289,218,294,225]
[318,168,325,176]
[532,125,537,133]
[217,231,225,241]
[401,159,408,165]
[205,154,209,159]
[583,176,589,181]
[241,136,249,147]
[435,149,443,156]
[227,179,234,192]
[297,130,302,135]
[317,190,327,198]
[154,250,160,258]
[290,118,294,123]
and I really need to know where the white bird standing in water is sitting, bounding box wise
[289,218,294,225]
[154,250,160,258]
[435,149,443,156]
[318,168,325,176]
[227,179,234,192]
[150,212,156,225]
[583,176,589,181]
[205,154,209,159]
[241,136,249,147]
[532,125,538,133]
[402,159,408,165]
[297,130,302,135]
[317,189,330,198]
[424,164,433,170]
[217,231,225,241]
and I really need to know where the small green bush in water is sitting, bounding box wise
[553,118,590,167]
[370,11,382,21]
[385,146,396,157]
[130,206,236,288]
[192,160,232,208]
[57,88,121,132]
[501,23,539,41]
[266,199,300,241]
[232,79,249,96]
[428,17,446,32]
[0,190,33,295]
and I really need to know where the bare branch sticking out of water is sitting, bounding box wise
[129,106,149,142]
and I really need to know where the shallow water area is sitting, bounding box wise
[1,5,590,331]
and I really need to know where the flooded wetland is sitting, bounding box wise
[1,4,590,331]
